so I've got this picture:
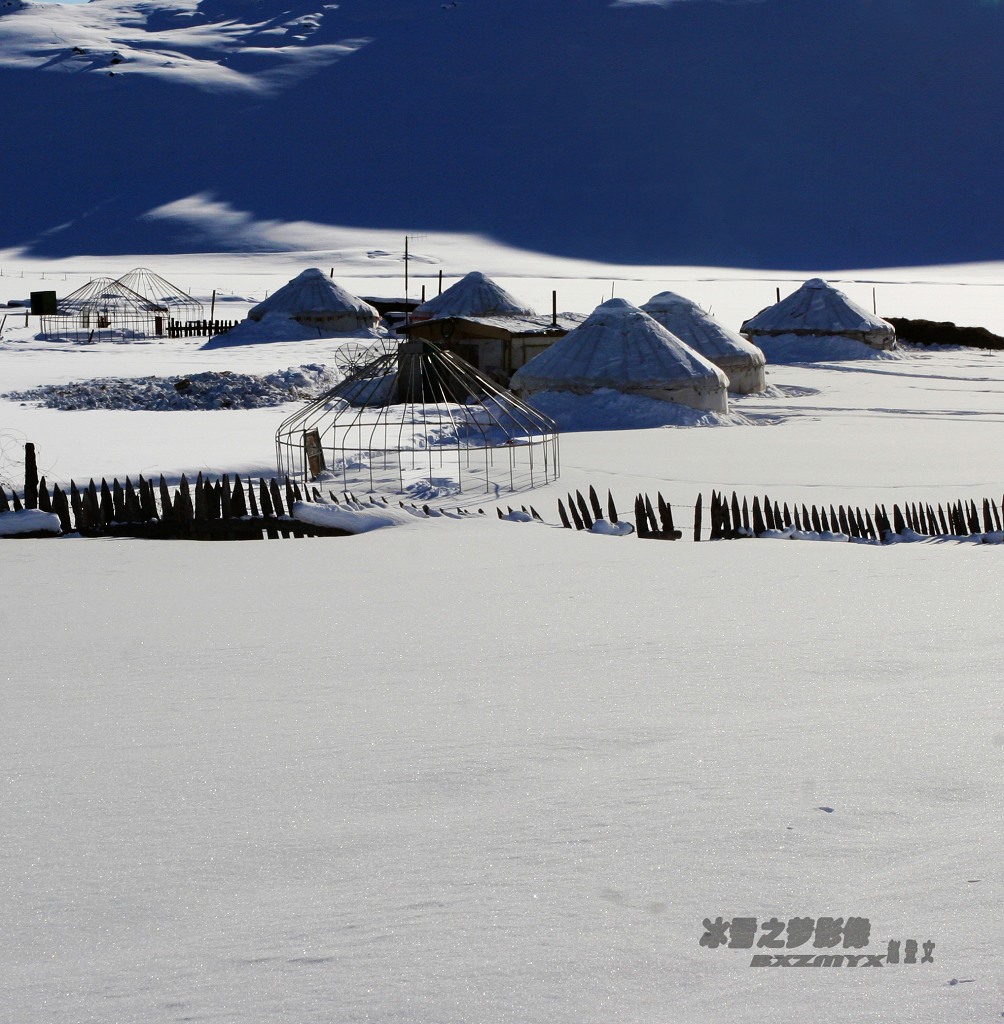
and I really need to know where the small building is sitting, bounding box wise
[641,290,766,394]
[741,278,897,352]
[402,271,583,381]
[510,298,729,413]
[249,269,380,334]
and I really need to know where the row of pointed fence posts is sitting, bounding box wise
[0,443,350,539]
[558,486,621,532]
[555,486,682,538]
[556,483,1004,543]
[700,489,1003,542]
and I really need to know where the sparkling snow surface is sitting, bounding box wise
[2,246,1004,1023]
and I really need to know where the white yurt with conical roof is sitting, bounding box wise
[249,269,380,333]
[642,290,766,394]
[412,271,535,320]
[510,298,729,412]
[741,278,896,351]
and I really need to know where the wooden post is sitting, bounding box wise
[24,441,38,509]
[209,288,216,325]
[575,491,593,530]
[693,493,702,541]
[552,290,557,327]
[558,499,572,529]
[567,494,584,530]
[37,476,52,513]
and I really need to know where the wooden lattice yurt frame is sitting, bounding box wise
[114,268,204,322]
[276,339,560,497]
[40,278,166,342]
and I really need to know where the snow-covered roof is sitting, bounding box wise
[405,312,586,336]
[741,278,893,336]
[249,269,378,320]
[510,298,727,392]
[413,272,535,318]
[641,291,765,365]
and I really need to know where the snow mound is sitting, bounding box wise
[6,365,341,411]
[755,333,905,364]
[0,508,61,536]
[200,312,320,347]
[292,500,423,534]
[527,387,745,431]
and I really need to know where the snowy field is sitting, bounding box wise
[2,239,1004,1023]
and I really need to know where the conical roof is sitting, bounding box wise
[741,278,893,336]
[249,269,378,320]
[413,271,535,318]
[511,298,728,406]
[642,290,765,365]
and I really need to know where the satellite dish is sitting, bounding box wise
[331,338,398,378]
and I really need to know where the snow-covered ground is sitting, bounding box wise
[3,242,1004,1023]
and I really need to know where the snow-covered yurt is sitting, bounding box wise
[741,278,897,352]
[641,291,766,394]
[411,271,535,320]
[248,269,380,334]
[403,271,584,381]
[510,298,730,412]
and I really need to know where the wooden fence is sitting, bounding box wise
[167,318,240,338]
[557,486,1004,544]
[0,444,353,540]
[0,470,356,540]
[5,442,1004,545]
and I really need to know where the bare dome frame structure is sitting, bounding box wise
[40,277,165,342]
[276,340,559,499]
[114,267,204,321]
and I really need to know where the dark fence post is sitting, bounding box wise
[24,442,38,509]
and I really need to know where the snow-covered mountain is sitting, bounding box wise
[2,0,1002,267]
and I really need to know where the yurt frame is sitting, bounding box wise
[276,340,560,497]
[40,278,166,342]
[114,268,204,321]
